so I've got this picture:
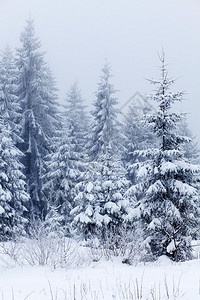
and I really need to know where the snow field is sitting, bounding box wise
[0,241,200,299]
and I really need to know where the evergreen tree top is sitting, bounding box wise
[147,52,184,112]
[89,61,120,160]
[145,53,186,151]
[20,18,42,52]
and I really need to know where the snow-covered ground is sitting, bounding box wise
[0,241,200,300]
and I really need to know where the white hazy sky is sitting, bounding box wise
[0,0,200,140]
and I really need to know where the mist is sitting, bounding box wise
[0,0,199,140]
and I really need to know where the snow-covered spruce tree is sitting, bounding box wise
[72,64,133,241]
[0,46,22,144]
[42,134,71,236]
[122,103,157,185]
[178,118,200,228]
[94,150,133,242]
[178,117,200,164]
[43,204,64,237]
[71,151,133,241]
[0,119,29,239]
[43,83,89,235]
[128,54,200,261]
[88,61,120,161]
[0,46,29,239]
[63,81,89,154]
[15,19,61,220]
[70,161,102,240]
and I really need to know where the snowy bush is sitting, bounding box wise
[87,224,145,264]
[0,222,85,269]
[23,222,80,268]
[21,237,77,268]
[0,239,23,267]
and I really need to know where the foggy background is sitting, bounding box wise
[0,0,199,141]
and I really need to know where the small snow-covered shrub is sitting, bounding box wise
[87,225,145,264]
[23,237,78,268]
[0,239,23,267]
[0,222,84,269]
[21,222,79,268]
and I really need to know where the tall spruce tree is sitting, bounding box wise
[122,103,156,185]
[15,19,60,220]
[0,46,30,239]
[72,63,132,241]
[89,62,119,161]
[128,53,200,261]
[0,46,22,144]
[43,83,88,235]
[178,117,200,164]
[63,81,89,154]
[0,85,29,239]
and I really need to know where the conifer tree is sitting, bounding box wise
[43,127,80,235]
[95,149,132,237]
[128,53,200,261]
[16,19,60,220]
[70,161,102,239]
[0,46,29,238]
[89,62,120,161]
[178,117,200,164]
[0,116,29,239]
[63,81,89,154]
[43,83,88,234]
[122,103,156,184]
[0,46,22,144]
[72,64,132,241]
[71,153,133,240]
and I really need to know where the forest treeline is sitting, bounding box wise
[0,19,200,262]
